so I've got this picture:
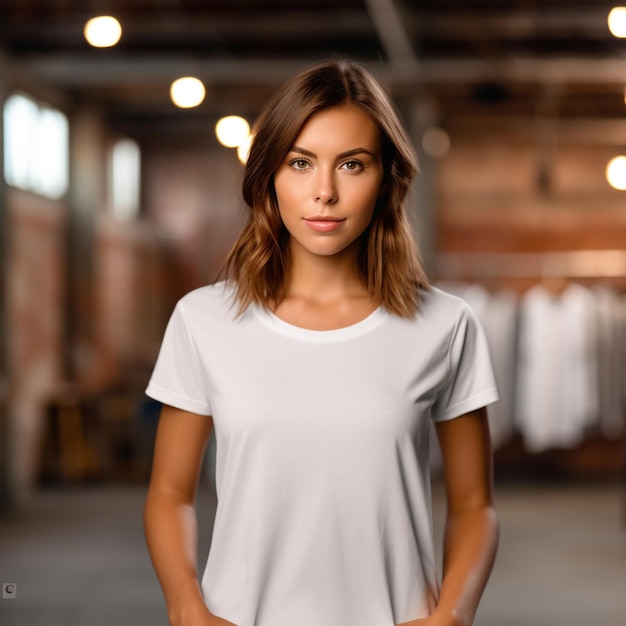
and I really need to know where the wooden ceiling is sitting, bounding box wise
[1,0,625,146]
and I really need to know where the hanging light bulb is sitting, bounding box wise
[606,155,626,190]
[170,77,206,109]
[84,16,122,48]
[608,7,626,37]
[215,116,251,148]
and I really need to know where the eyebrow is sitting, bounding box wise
[289,145,378,160]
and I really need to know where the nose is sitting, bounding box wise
[313,168,337,204]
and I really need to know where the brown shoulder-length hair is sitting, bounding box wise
[224,59,429,317]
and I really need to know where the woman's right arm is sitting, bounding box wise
[143,405,235,626]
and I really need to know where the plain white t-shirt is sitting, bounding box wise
[146,282,498,626]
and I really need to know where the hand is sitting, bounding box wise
[170,599,238,626]
[206,614,238,626]
[396,613,462,626]
[396,615,458,626]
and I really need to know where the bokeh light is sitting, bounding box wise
[606,155,626,190]
[84,16,122,48]
[421,126,451,159]
[170,77,206,109]
[215,115,251,148]
[608,7,626,37]
[237,134,254,164]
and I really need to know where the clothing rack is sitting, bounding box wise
[435,264,626,527]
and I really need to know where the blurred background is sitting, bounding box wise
[0,1,625,624]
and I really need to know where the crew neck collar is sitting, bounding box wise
[252,304,387,343]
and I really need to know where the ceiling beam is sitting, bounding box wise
[0,10,614,44]
[446,117,626,145]
[363,0,417,65]
[11,55,626,88]
[408,10,613,38]
[0,11,371,41]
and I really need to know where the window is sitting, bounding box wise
[3,93,69,199]
[110,138,141,221]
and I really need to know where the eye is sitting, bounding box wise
[341,159,364,172]
[288,158,311,170]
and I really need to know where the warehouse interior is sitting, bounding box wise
[0,1,625,625]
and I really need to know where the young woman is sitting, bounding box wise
[144,59,499,626]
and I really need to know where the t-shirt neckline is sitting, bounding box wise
[252,304,387,343]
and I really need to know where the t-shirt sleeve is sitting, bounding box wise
[145,300,212,415]
[431,300,499,422]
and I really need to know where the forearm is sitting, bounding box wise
[434,504,499,626]
[144,487,206,624]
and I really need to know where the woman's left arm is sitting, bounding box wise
[400,407,499,626]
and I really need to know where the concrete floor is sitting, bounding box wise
[0,479,625,626]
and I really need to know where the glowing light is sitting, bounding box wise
[215,116,250,148]
[421,126,450,159]
[170,77,206,108]
[606,155,626,190]
[84,16,122,48]
[236,134,253,164]
[608,7,626,37]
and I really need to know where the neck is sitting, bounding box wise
[272,242,377,331]
[281,244,366,304]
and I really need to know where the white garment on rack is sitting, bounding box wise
[516,283,598,452]
[594,286,626,439]
[480,289,518,449]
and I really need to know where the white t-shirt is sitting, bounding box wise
[146,282,498,626]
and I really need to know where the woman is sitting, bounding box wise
[144,59,499,626]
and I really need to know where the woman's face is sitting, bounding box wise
[273,104,384,263]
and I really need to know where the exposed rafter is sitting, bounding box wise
[1,1,624,141]
[12,55,626,88]
[363,0,417,65]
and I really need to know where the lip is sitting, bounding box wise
[303,216,346,233]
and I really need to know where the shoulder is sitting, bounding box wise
[174,281,239,325]
[417,286,474,326]
[178,280,235,308]
[380,287,477,346]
